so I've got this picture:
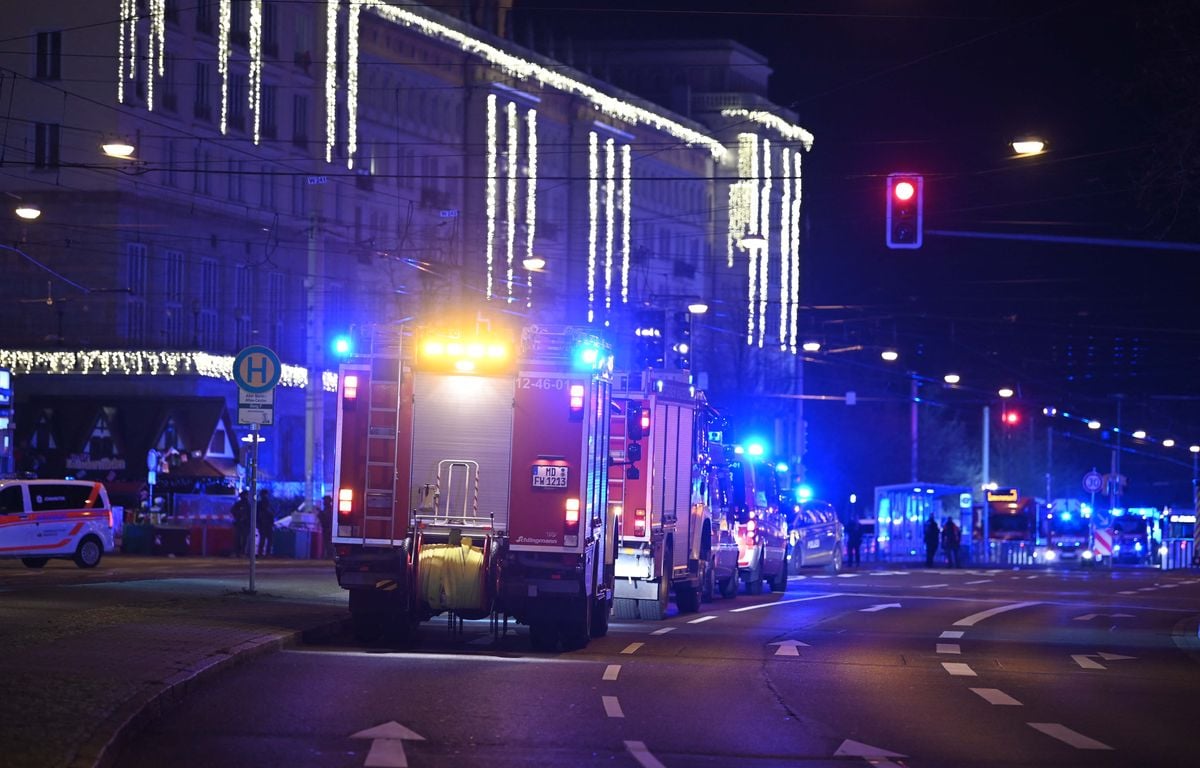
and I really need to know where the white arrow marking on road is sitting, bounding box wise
[769,639,810,656]
[860,603,902,612]
[351,722,425,768]
[1072,613,1134,621]
[625,740,667,768]
[834,739,907,768]
[954,601,1041,627]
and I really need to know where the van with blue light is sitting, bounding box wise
[1046,500,1089,562]
[0,478,114,568]
[725,446,788,594]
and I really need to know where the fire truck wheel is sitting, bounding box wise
[700,560,715,603]
[590,596,611,638]
[745,548,764,595]
[351,611,385,643]
[676,581,700,613]
[21,557,49,569]
[562,601,591,650]
[529,622,558,652]
[73,536,103,569]
[719,569,738,599]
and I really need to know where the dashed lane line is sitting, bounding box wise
[936,643,961,655]
[625,741,667,768]
[621,642,644,654]
[603,664,621,681]
[650,627,675,636]
[965,579,993,585]
[970,688,1022,706]
[1118,590,1138,595]
[602,696,624,718]
[688,615,718,624]
[1028,723,1113,750]
[942,662,977,677]
[940,630,964,639]
[953,601,1041,627]
[918,583,949,589]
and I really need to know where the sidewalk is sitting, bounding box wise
[0,556,349,768]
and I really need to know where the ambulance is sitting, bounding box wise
[0,478,114,568]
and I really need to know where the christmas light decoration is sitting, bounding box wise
[790,151,803,353]
[365,3,725,160]
[117,0,135,103]
[346,0,361,167]
[720,108,814,149]
[218,0,231,134]
[779,147,791,351]
[506,101,518,301]
[525,108,538,308]
[250,0,263,144]
[757,139,771,348]
[587,131,599,323]
[620,143,631,305]
[325,0,339,163]
[485,94,498,299]
[604,137,615,316]
[149,0,166,110]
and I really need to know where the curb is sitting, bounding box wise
[69,616,348,768]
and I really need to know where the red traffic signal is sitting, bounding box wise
[886,173,923,249]
[1002,409,1021,426]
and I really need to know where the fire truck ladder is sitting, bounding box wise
[360,363,404,546]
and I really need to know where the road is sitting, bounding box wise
[97,563,1199,768]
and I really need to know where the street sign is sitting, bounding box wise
[233,346,282,393]
[238,388,276,425]
[1082,470,1103,494]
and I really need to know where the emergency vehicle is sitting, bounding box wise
[607,374,736,619]
[0,478,114,568]
[722,447,789,594]
[332,323,616,651]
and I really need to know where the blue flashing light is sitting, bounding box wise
[795,484,813,502]
[332,334,354,357]
[776,462,789,473]
[746,442,765,457]
[1060,512,1072,521]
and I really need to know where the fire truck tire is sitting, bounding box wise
[21,557,49,569]
[719,569,738,599]
[745,549,763,595]
[529,622,557,652]
[590,596,611,638]
[74,536,103,568]
[562,600,592,650]
[700,560,715,603]
[675,581,700,613]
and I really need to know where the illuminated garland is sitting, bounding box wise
[325,0,339,163]
[742,135,759,345]
[346,0,361,167]
[757,139,771,348]
[506,101,518,302]
[250,0,263,144]
[218,0,231,134]
[0,350,337,392]
[729,133,758,269]
[720,108,814,149]
[790,151,803,353]
[779,147,791,351]
[484,94,498,299]
[148,0,165,110]
[587,131,599,323]
[364,2,725,160]
[604,137,616,317]
[117,0,135,103]
[525,108,538,309]
[620,143,631,306]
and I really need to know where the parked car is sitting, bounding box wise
[786,499,844,574]
[0,478,114,568]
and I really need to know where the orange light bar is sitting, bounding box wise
[338,487,354,516]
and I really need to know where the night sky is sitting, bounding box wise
[514,1,1200,505]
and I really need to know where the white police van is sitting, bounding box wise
[0,479,114,568]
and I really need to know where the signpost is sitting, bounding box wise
[233,346,282,594]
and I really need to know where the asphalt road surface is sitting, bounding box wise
[111,564,1200,768]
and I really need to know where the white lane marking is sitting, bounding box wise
[730,592,843,613]
[970,688,1022,706]
[953,601,1041,627]
[1071,654,1105,670]
[942,662,977,677]
[834,739,906,767]
[650,627,675,636]
[936,643,961,655]
[1025,575,1040,580]
[1118,590,1138,595]
[688,615,718,624]
[940,630,964,639]
[621,642,644,655]
[860,603,902,612]
[625,741,667,768]
[919,583,949,589]
[602,695,624,718]
[603,664,621,681]
[836,573,859,578]
[1160,584,1179,589]
[1028,723,1113,750]
[1073,613,1134,621]
[813,574,833,579]
[1138,587,1157,592]
[965,579,993,585]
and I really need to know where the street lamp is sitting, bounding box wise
[880,349,899,362]
[943,373,961,385]
[14,205,41,220]
[101,139,136,158]
[1011,137,1046,156]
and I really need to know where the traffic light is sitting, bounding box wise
[886,173,923,249]
[1002,409,1021,426]
[670,311,691,369]
[633,309,665,370]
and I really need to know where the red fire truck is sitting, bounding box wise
[607,373,736,619]
[332,323,616,650]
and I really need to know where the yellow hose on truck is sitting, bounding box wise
[417,536,486,612]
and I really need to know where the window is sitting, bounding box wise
[261,83,277,138]
[231,0,249,46]
[35,31,61,80]
[0,486,23,514]
[229,72,246,130]
[196,0,213,35]
[192,146,204,193]
[201,259,218,310]
[263,0,278,57]
[259,164,275,208]
[165,140,178,188]
[33,123,59,168]
[227,159,243,202]
[127,243,148,344]
[234,265,252,349]
[164,250,183,303]
[292,93,308,148]
[162,53,178,111]
[127,301,146,345]
[194,63,212,121]
[30,484,98,512]
[293,10,313,72]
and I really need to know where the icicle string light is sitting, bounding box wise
[485,94,498,300]
[620,143,632,305]
[790,151,803,353]
[147,0,165,110]
[117,0,133,102]
[506,101,518,301]
[587,131,599,323]
[218,0,231,134]
[365,2,725,160]
[779,147,791,351]
[346,0,361,167]
[604,137,615,316]
[525,108,539,308]
[757,139,771,348]
[720,108,814,149]
[250,0,263,144]
[325,0,339,163]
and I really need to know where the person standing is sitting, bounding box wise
[319,494,334,559]
[231,490,251,557]
[256,489,274,557]
[845,517,863,567]
[924,515,940,567]
[942,517,962,568]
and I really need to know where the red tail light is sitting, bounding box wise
[639,407,650,432]
[564,498,581,546]
[633,508,647,537]
[338,487,354,516]
[343,374,359,401]
[569,384,585,411]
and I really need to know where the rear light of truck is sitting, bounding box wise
[633,507,647,537]
[569,384,585,412]
[338,488,354,516]
[564,498,581,546]
[343,374,359,401]
[639,407,650,433]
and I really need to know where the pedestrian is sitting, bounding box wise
[319,494,334,559]
[256,488,274,557]
[845,517,863,567]
[924,515,940,567]
[231,490,251,557]
[942,517,962,568]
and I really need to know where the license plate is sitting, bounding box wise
[531,465,568,488]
